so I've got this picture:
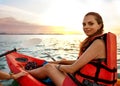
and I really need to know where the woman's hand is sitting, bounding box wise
[10,71,28,79]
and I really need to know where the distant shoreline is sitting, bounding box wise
[0,33,81,35]
[0,33,64,35]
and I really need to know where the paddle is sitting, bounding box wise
[43,53,56,61]
[0,38,41,57]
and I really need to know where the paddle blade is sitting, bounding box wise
[21,38,42,48]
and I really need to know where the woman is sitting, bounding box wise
[27,12,108,86]
[0,71,27,86]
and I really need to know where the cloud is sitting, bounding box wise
[0,17,40,33]
[0,4,42,25]
[0,17,68,34]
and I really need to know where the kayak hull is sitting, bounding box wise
[6,51,120,86]
[6,52,46,86]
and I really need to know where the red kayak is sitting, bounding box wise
[6,51,120,86]
[6,51,47,86]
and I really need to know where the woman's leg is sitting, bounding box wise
[12,72,27,79]
[28,63,66,86]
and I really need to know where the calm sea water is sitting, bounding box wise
[0,34,120,86]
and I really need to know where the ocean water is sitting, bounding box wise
[0,34,120,86]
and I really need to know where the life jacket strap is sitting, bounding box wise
[77,72,117,84]
[89,61,117,73]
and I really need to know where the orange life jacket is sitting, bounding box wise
[75,32,117,86]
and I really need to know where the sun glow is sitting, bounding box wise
[1,0,120,34]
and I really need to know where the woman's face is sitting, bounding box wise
[82,15,101,36]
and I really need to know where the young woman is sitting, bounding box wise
[27,12,110,86]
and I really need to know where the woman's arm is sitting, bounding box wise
[0,71,27,80]
[0,71,11,80]
[57,39,106,73]
[49,60,75,65]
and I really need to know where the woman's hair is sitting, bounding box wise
[78,12,104,56]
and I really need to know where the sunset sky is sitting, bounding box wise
[0,0,120,34]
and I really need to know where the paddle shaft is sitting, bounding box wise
[0,48,17,57]
[44,53,56,61]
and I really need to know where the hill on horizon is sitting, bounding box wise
[0,17,68,35]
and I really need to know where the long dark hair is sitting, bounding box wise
[78,12,104,56]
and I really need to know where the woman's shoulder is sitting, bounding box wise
[91,38,105,47]
[87,38,106,59]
